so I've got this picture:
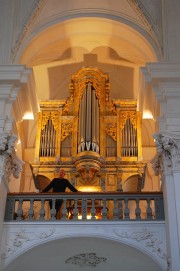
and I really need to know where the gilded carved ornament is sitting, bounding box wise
[119,111,137,129]
[41,111,59,131]
[62,68,111,116]
[152,132,180,175]
[105,99,117,115]
[105,122,117,141]
[77,78,106,111]
[62,94,74,116]
[61,123,73,141]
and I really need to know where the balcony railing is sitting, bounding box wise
[4,192,164,222]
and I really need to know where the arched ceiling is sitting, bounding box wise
[4,237,163,271]
[20,18,157,103]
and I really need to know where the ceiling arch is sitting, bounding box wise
[4,237,163,271]
[19,18,157,66]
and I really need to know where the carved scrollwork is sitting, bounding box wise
[105,99,117,115]
[41,111,51,130]
[0,133,24,180]
[1,228,55,259]
[51,111,59,131]
[119,111,137,129]
[153,132,180,174]
[41,111,59,131]
[105,122,117,141]
[61,122,73,141]
[114,228,166,260]
[65,253,107,268]
[62,94,74,115]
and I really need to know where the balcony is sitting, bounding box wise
[4,192,164,222]
[1,192,167,271]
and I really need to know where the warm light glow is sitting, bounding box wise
[77,214,96,220]
[143,110,154,119]
[17,139,21,145]
[23,112,34,120]
[78,186,101,192]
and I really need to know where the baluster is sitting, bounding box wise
[118,200,123,219]
[50,199,56,220]
[82,199,87,220]
[61,199,67,220]
[28,199,34,220]
[16,199,23,221]
[73,199,79,220]
[39,200,45,221]
[91,199,96,220]
[154,198,160,219]
[146,198,153,220]
[135,198,141,220]
[124,198,130,220]
[101,198,107,220]
[113,199,119,220]
[4,198,15,221]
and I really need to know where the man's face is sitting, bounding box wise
[59,170,65,179]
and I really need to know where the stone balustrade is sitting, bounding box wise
[4,192,164,222]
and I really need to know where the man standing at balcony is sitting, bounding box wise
[42,169,78,218]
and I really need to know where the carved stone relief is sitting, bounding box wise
[65,253,107,268]
[1,228,55,259]
[0,133,24,180]
[114,227,166,260]
[152,132,180,175]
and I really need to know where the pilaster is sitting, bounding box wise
[0,133,24,255]
[152,131,180,271]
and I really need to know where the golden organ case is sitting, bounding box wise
[32,67,146,193]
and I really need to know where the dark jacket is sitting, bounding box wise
[42,178,78,193]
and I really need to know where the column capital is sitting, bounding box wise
[152,131,180,175]
[0,133,24,180]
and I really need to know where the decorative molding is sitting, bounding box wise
[11,0,47,63]
[65,253,107,268]
[128,0,161,51]
[152,132,180,175]
[0,133,24,179]
[114,227,166,260]
[1,228,55,259]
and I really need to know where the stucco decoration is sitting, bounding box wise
[0,133,24,180]
[1,228,55,259]
[114,227,166,260]
[65,253,107,268]
[152,132,180,175]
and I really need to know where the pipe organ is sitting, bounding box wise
[78,81,100,154]
[32,67,146,192]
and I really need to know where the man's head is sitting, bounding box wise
[59,169,65,179]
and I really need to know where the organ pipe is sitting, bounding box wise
[78,81,100,153]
